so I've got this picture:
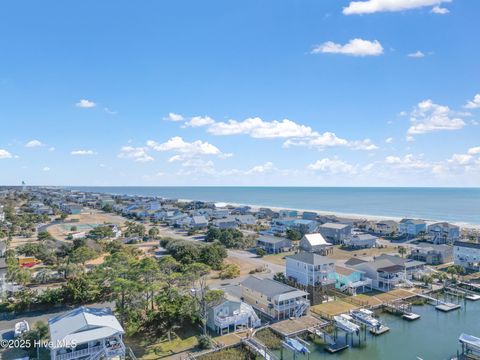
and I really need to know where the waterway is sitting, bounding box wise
[276,295,480,360]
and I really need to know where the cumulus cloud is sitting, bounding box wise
[431,5,450,14]
[75,99,96,108]
[385,137,394,144]
[385,154,433,169]
[184,116,215,127]
[245,162,275,175]
[343,0,451,15]
[464,94,480,109]
[448,153,473,165]
[407,99,466,136]
[308,158,357,174]
[311,39,383,57]
[71,150,95,155]
[163,112,184,122]
[118,146,154,162]
[25,139,44,148]
[147,136,231,162]
[468,146,480,155]
[0,149,13,159]
[408,51,425,58]
[42,167,50,171]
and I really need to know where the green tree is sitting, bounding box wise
[286,229,301,241]
[256,247,267,257]
[70,246,98,267]
[148,227,159,239]
[398,246,407,258]
[273,272,287,283]
[219,264,240,279]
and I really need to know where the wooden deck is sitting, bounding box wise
[269,315,328,336]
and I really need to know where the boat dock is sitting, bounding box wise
[416,293,462,312]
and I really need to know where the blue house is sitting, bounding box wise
[329,266,371,295]
[399,219,426,237]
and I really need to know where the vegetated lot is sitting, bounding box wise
[253,328,283,350]
[197,347,255,360]
[262,251,295,266]
[311,300,360,318]
[327,245,398,260]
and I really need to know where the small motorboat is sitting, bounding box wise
[14,320,29,338]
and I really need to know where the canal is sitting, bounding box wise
[276,296,480,360]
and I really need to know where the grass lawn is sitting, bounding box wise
[262,251,294,266]
[127,327,199,359]
[254,328,283,349]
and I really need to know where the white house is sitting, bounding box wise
[207,299,261,335]
[299,233,333,255]
[344,233,378,249]
[285,252,336,287]
[454,241,480,271]
[48,307,125,360]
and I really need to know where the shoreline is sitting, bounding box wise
[177,198,480,230]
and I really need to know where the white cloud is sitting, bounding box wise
[163,112,184,122]
[25,139,44,148]
[184,116,215,127]
[311,39,383,57]
[245,162,275,175]
[75,99,96,108]
[343,0,451,15]
[468,146,480,155]
[104,107,117,115]
[147,136,230,162]
[448,153,473,165]
[71,150,95,156]
[407,99,466,136]
[209,117,316,138]
[308,158,357,174]
[431,5,449,14]
[408,51,425,58]
[385,137,394,144]
[42,167,50,172]
[118,146,154,162]
[49,147,55,152]
[349,139,379,151]
[464,94,480,109]
[0,149,13,159]
[385,154,433,169]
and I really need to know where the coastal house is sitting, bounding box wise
[240,276,309,320]
[291,219,318,235]
[48,307,125,360]
[333,266,372,295]
[257,207,275,219]
[285,252,336,287]
[278,209,298,218]
[344,233,378,249]
[207,299,261,335]
[410,243,453,265]
[235,214,257,226]
[374,254,425,279]
[0,205,4,222]
[454,241,480,271]
[270,217,296,234]
[256,235,292,254]
[213,217,238,229]
[318,222,352,245]
[299,233,333,255]
[428,222,460,244]
[352,260,406,291]
[212,208,230,219]
[399,218,427,237]
[302,211,318,221]
[370,220,399,235]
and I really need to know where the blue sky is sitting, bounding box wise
[1,0,479,186]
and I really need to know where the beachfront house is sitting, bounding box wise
[256,235,292,254]
[344,233,378,249]
[399,218,427,237]
[428,222,460,244]
[302,211,318,220]
[370,220,399,235]
[240,276,309,320]
[207,299,261,335]
[278,209,298,218]
[285,252,336,287]
[48,307,125,360]
[291,219,318,235]
[454,241,480,271]
[318,222,352,245]
[235,214,257,226]
[410,243,453,265]
[299,233,333,255]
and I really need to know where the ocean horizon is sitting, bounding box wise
[67,186,480,225]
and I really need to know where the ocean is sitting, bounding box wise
[67,187,480,225]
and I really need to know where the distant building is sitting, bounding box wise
[410,243,453,265]
[370,220,398,235]
[48,307,125,360]
[191,215,209,229]
[0,205,4,222]
[213,217,238,229]
[285,252,336,287]
[240,276,309,320]
[454,241,480,271]
[291,219,318,235]
[344,233,378,249]
[256,235,292,254]
[428,222,460,244]
[299,233,333,255]
[399,219,427,237]
[278,209,298,218]
[302,211,318,220]
[207,299,261,335]
[59,203,83,215]
[318,223,352,245]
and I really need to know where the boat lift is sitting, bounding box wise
[281,337,310,360]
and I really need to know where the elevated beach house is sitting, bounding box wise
[318,222,352,244]
[410,243,453,265]
[256,235,292,254]
[299,233,333,255]
[285,252,336,288]
[399,218,427,237]
[428,222,460,244]
[207,299,261,335]
[240,276,309,320]
[344,233,378,249]
[48,307,125,360]
[454,241,480,271]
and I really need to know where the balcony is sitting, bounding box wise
[55,340,125,360]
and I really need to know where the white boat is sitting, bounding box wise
[14,320,29,338]
[334,315,360,333]
[350,309,381,329]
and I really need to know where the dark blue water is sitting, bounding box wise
[67,187,480,225]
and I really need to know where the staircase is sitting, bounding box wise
[293,300,308,318]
